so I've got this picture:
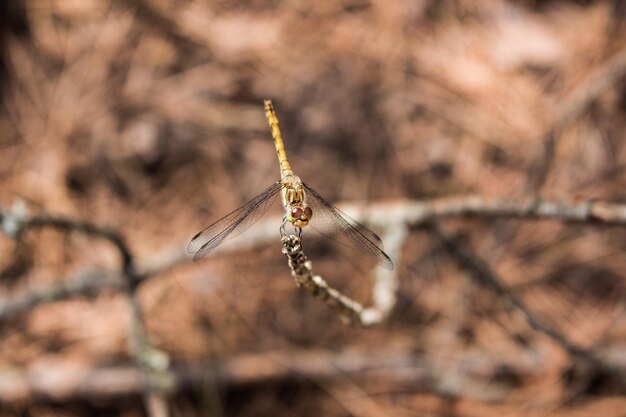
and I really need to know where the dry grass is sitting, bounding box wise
[1,0,625,416]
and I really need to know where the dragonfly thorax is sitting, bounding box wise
[281,175,312,228]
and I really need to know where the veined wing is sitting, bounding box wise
[302,183,394,270]
[188,182,282,261]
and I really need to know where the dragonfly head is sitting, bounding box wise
[288,205,313,228]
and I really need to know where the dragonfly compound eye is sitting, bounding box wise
[291,207,303,219]
[304,207,313,219]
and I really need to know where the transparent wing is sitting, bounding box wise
[302,183,394,270]
[188,182,282,261]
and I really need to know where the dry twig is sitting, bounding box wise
[282,234,380,326]
[0,205,172,417]
[3,196,626,322]
[0,348,544,402]
[0,269,122,320]
[0,194,625,404]
[430,223,626,389]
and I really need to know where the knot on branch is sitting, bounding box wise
[281,235,313,281]
[0,200,28,238]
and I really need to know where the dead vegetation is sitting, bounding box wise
[1,0,626,416]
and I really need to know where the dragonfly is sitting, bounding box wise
[187,100,394,270]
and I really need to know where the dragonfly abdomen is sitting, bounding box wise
[264,100,294,178]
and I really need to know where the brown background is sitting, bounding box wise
[1,0,626,416]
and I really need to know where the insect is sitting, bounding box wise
[187,100,394,270]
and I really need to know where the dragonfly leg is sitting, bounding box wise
[280,216,288,237]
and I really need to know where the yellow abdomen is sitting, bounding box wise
[264,100,293,178]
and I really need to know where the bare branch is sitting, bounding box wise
[369,222,408,322]
[138,196,626,280]
[281,222,407,325]
[281,234,371,325]
[3,196,626,322]
[126,296,173,417]
[0,269,122,320]
[360,196,626,228]
[0,348,546,403]
[0,203,135,280]
[0,206,172,417]
[430,222,626,389]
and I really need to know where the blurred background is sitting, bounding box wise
[1,0,626,416]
